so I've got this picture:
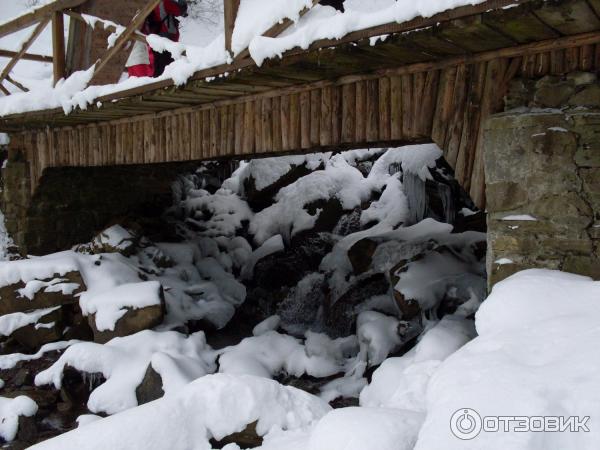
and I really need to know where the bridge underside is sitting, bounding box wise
[4,0,600,210]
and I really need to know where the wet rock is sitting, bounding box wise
[277,273,327,336]
[90,225,137,256]
[347,238,379,275]
[325,273,390,338]
[136,364,164,406]
[303,198,345,234]
[210,421,263,449]
[0,271,86,316]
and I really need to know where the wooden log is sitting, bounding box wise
[341,83,356,143]
[355,80,367,143]
[300,91,310,149]
[280,95,291,151]
[310,89,321,147]
[320,86,333,146]
[390,76,402,140]
[0,49,52,63]
[224,0,241,54]
[272,96,282,152]
[366,79,379,142]
[378,77,391,142]
[289,93,300,150]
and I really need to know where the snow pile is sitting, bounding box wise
[0,395,38,442]
[29,374,331,450]
[79,281,162,332]
[0,253,80,288]
[35,330,216,415]
[360,315,475,411]
[218,330,356,379]
[308,407,423,450]
[0,340,79,370]
[415,270,600,449]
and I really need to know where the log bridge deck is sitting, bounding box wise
[3,0,600,209]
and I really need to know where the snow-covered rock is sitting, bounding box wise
[0,395,38,443]
[29,374,331,450]
[35,330,215,415]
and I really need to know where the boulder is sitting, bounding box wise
[89,303,165,344]
[89,225,137,256]
[0,271,85,316]
[210,421,263,449]
[347,238,379,275]
[135,364,164,406]
[325,273,390,338]
[11,307,64,350]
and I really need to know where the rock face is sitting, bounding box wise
[0,271,85,316]
[486,72,600,287]
[89,302,165,344]
[135,365,165,406]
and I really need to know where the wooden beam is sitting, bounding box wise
[224,0,241,55]
[5,75,29,92]
[0,83,9,96]
[64,11,148,43]
[0,49,53,63]
[90,0,162,83]
[0,0,88,39]
[0,18,50,86]
[52,12,66,84]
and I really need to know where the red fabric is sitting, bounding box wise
[127,47,155,78]
[149,0,185,41]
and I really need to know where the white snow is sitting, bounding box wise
[35,330,216,415]
[0,253,80,288]
[0,306,60,337]
[356,311,402,367]
[30,374,331,450]
[241,234,284,280]
[17,278,80,300]
[494,257,514,265]
[0,340,79,370]
[501,214,538,221]
[253,315,282,336]
[416,270,600,449]
[0,395,38,442]
[79,281,162,332]
[308,407,423,450]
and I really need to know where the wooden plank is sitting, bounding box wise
[355,81,367,143]
[412,72,425,137]
[271,97,282,152]
[289,93,300,150]
[261,98,273,151]
[455,62,487,191]
[52,12,66,84]
[419,69,440,137]
[224,0,241,54]
[484,7,558,43]
[320,86,333,146]
[202,109,211,158]
[341,83,356,143]
[280,95,291,151]
[378,77,391,142]
[535,0,600,35]
[401,74,413,138]
[243,101,255,155]
[0,49,52,63]
[300,91,311,149]
[234,103,244,156]
[445,64,468,168]
[310,89,321,147]
[366,79,379,142]
[431,67,456,147]
[390,76,402,140]
[331,85,342,145]
[0,0,86,39]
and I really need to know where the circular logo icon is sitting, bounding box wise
[450,408,482,440]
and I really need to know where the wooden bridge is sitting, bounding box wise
[2,0,600,212]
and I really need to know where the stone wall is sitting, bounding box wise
[1,153,196,255]
[485,72,600,287]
